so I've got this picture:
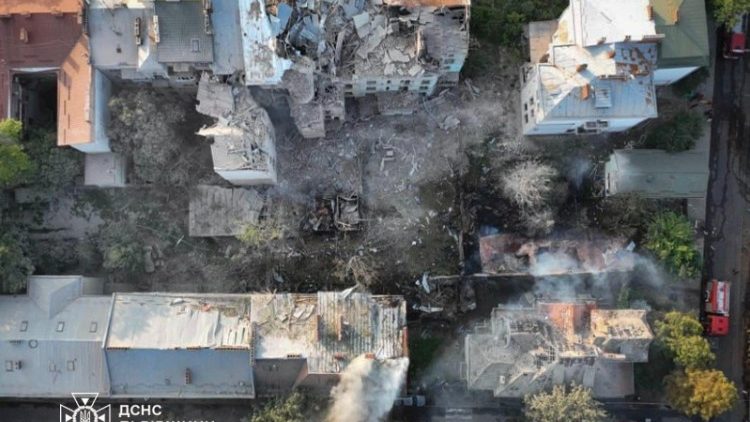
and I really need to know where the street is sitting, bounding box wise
[704,16,750,422]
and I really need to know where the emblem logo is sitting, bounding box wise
[60,393,110,422]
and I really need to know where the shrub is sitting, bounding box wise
[644,212,701,278]
[0,118,23,143]
[0,226,34,293]
[0,144,32,187]
[97,221,145,273]
[642,111,704,152]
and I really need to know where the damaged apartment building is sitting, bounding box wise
[464,300,653,398]
[241,0,471,137]
[0,276,407,398]
[520,0,708,135]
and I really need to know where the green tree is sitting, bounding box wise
[0,118,22,143]
[0,226,34,293]
[250,392,305,422]
[672,335,715,369]
[655,311,715,369]
[97,221,144,273]
[0,144,32,187]
[712,0,750,27]
[643,111,704,152]
[23,128,81,190]
[666,368,737,421]
[524,384,608,422]
[644,212,701,278]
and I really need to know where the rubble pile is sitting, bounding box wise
[196,74,277,185]
[252,0,470,136]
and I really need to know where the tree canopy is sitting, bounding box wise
[0,118,22,143]
[524,385,608,422]
[250,392,306,422]
[644,212,701,278]
[666,368,737,421]
[655,311,715,369]
[642,111,703,152]
[712,0,750,27]
[0,226,34,293]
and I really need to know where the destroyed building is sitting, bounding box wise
[479,233,636,276]
[241,0,471,137]
[196,74,278,185]
[464,300,653,398]
[0,276,407,398]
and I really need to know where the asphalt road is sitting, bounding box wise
[704,17,750,422]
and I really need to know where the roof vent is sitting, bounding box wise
[581,84,590,100]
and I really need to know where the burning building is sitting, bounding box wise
[0,276,408,398]
[464,300,653,398]
[478,233,636,276]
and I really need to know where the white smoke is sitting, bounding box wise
[327,355,409,422]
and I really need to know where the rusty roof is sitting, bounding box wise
[58,35,92,146]
[0,0,82,15]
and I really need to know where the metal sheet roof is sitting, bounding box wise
[650,0,710,68]
[154,1,214,64]
[107,349,254,398]
[562,0,656,47]
[0,276,111,397]
[88,6,148,69]
[106,293,252,350]
[605,149,709,198]
[210,0,244,75]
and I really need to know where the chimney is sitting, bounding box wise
[608,50,616,59]
[646,5,653,20]
[673,9,680,23]
[576,63,588,73]
[597,37,606,45]
[581,84,590,100]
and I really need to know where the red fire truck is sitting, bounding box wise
[704,279,730,336]
[724,13,748,59]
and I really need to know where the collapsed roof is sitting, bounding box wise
[464,300,653,398]
[479,233,636,276]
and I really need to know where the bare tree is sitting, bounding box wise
[501,160,557,209]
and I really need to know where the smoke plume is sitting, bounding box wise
[327,355,409,422]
